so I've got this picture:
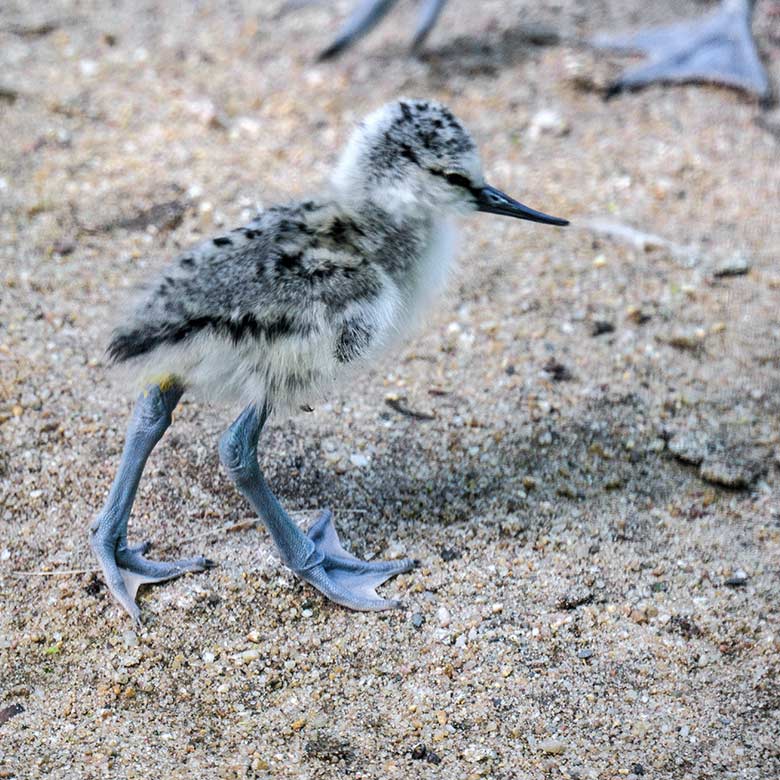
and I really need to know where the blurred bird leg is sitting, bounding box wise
[411,0,448,52]
[318,0,402,60]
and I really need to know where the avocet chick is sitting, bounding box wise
[90,98,568,625]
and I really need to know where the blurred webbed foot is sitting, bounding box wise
[593,0,769,100]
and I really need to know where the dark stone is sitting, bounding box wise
[52,239,75,255]
[591,320,615,336]
[0,704,24,726]
[557,590,593,610]
[668,615,702,639]
[543,357,574,382]
[84,574,104,596]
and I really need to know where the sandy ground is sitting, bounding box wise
[1,1,780,778]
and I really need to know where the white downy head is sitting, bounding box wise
[331,98,568,228]
[331,98,485,217]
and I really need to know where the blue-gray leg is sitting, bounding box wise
[593,0,769,100]
[411,0,447,52]
[219,404,415,610]
[90,384,213,625]
[318,0,449,60]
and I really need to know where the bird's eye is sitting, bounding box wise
[445,173,472,189]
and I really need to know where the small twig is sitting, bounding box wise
[385,396,436,421]
[10,568,98,577]
[581,217,700,266]
[290,508,369,514]
[160,518,259,549]
[2,20,66,38]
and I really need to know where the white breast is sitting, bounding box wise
[400,217,458,334]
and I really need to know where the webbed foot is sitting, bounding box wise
[593,0,769,100]
[292,510,416,610]
[90,529,214,626]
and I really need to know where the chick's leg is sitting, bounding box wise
[318,0,401,60]
[219,404,415,610]
[90,384,213,625]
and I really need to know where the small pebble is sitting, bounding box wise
[437,606,451,627]
[538,739,567,755]
[712,254,750,277]
[411,613,425,629]
[663,329,706,351]
[349,453,369,468]
[544,357,573,381]
[528,109,569,139]
[52,239,75,255]
[724,569,748,587]
[557,589,593,610]
[577,648,593,659]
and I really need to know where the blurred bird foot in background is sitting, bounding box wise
[592,0,770,100]
[319,0,447,59]
[293,509,417,610]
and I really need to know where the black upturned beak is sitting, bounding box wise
[476,184,568,226]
